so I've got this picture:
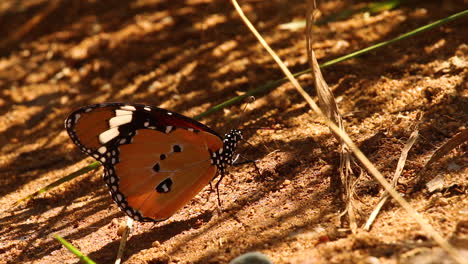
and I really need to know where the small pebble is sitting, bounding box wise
[229,252,273,264]
[152,241,161,247]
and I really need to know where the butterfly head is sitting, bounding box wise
[225,129,242,141]
[211,129,243,172]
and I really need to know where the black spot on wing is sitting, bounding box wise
[173,145,182,153]
[156,178,173,193]
[153,163,160,172]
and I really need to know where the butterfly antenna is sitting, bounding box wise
[233,96,255,130]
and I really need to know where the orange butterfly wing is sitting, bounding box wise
[112,128,222,221]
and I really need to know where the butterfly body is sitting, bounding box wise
[65,103,242,222]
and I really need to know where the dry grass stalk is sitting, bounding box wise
[229,0,465,263]
[364,126,420,231]
[420,128,468,177]
[306,0,357,233]
[406,127,468,193]
[115,217,134,264]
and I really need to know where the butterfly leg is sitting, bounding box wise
[232,155,261,177]
[202,181,215,205]
[214,171,227,211]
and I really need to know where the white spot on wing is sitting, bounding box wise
[115,109,132,116]
[121,105,136,111]
[109,115,132,127]
[99,127,120,144]
[98,146,107,154]
[144,106,151,111]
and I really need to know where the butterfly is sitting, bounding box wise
[65,102,242,222]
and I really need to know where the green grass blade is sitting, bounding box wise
[280,0,401,29]
[320,8,468,68]
[316,0,400,25]
[14,161,101,206]
[54,234,97,264]
[367,0,401,14]
[196,9,468,120]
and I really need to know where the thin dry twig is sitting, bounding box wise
[408,127,468,193]
[115,217,134,264]
[421,128,468,175]
[230,1,465,263]
[364,126,420,231]
[306,0,357,233]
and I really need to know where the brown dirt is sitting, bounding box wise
[0,0,467,263]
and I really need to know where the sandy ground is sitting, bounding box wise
[0,0,467,263]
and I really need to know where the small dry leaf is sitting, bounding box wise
[426,174,445,193]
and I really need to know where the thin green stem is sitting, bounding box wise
[195,9,468,120]
[14,161,101,206]
[54,235,97,264]
[321,9,468,68]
